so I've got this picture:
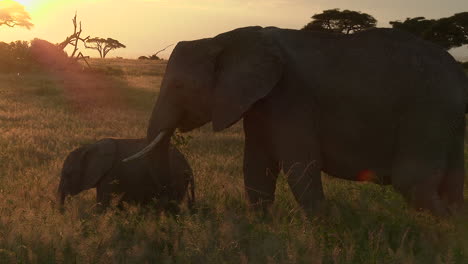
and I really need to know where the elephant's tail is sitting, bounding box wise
[462,68,468,113]
[56,185,66,213]
[187,174,195,210]
[465,79,468,113]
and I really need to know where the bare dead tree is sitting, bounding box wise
[57,12,91,67]
[143,44,174,60]
[152,44,174,58]
[76,52,91,68]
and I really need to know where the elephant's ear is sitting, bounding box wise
[212,27,283,131]
[79,138,117,191]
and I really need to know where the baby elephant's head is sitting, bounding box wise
[58,139,116,206]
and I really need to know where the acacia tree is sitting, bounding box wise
[85,37,126,58]
[389,17,436,36]
[452,12,468,45]
[390,13,468,50]
[57,12,90,68]
[424,17,467,50]
[0,0,33,29]
[302,9,377,34]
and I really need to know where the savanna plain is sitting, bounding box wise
[0,59,467,263]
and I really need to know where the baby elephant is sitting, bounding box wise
[58,138,194,210]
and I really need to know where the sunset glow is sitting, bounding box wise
[14,0,32,8]
[1,0,467,59]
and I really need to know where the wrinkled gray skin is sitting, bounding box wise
[58,138,193,209]
[146,26,467,216]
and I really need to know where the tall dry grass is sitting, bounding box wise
[0,59,466,263]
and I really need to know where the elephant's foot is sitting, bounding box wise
[439,194,464,216]
[246,198,274,218]
[245,183,277,216]
[300,199,327,219]
[438,135,465,215]
[246,193,274,207]
[406,187,450,217]
[285,161,324,218]
[243,137,279,215]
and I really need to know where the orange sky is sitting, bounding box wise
[2,0,468,59]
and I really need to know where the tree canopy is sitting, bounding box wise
[85,37,126,58]
[302,9,377,34]
[389,17,436,36]
[424,17,466,50]
[0,0,33,29]
[390,13,468,50]
[452,12,468,44]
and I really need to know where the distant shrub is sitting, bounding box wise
[149,54,161,60]
[9,40,31,61]
[0,39,83,73]
[0,40,35,72]
[138,55,162,60]
[172,130,192,149]
[30,38,77,71]
[104,66,124,75]
[88,65,124,76]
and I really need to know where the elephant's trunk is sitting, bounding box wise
[145,95,183,201]
[146,94,182,141]
[123,90,183,162]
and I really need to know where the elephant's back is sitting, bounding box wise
[266,28,466,182]
[271,27,465,109]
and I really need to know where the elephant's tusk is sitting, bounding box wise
[122,130,168,162]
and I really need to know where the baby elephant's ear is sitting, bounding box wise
[80,138,117,190]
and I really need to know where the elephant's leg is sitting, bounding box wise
[243,138,280,210]
[439,118,465,210]
[96,184,111,209]
[392,112,452,215]
[284,160,323,216]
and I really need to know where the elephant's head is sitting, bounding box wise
[58,139,116,206]
[126,27,283,165]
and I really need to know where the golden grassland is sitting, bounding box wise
[0,58,467,263]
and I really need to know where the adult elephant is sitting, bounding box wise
[127,26,467,215]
